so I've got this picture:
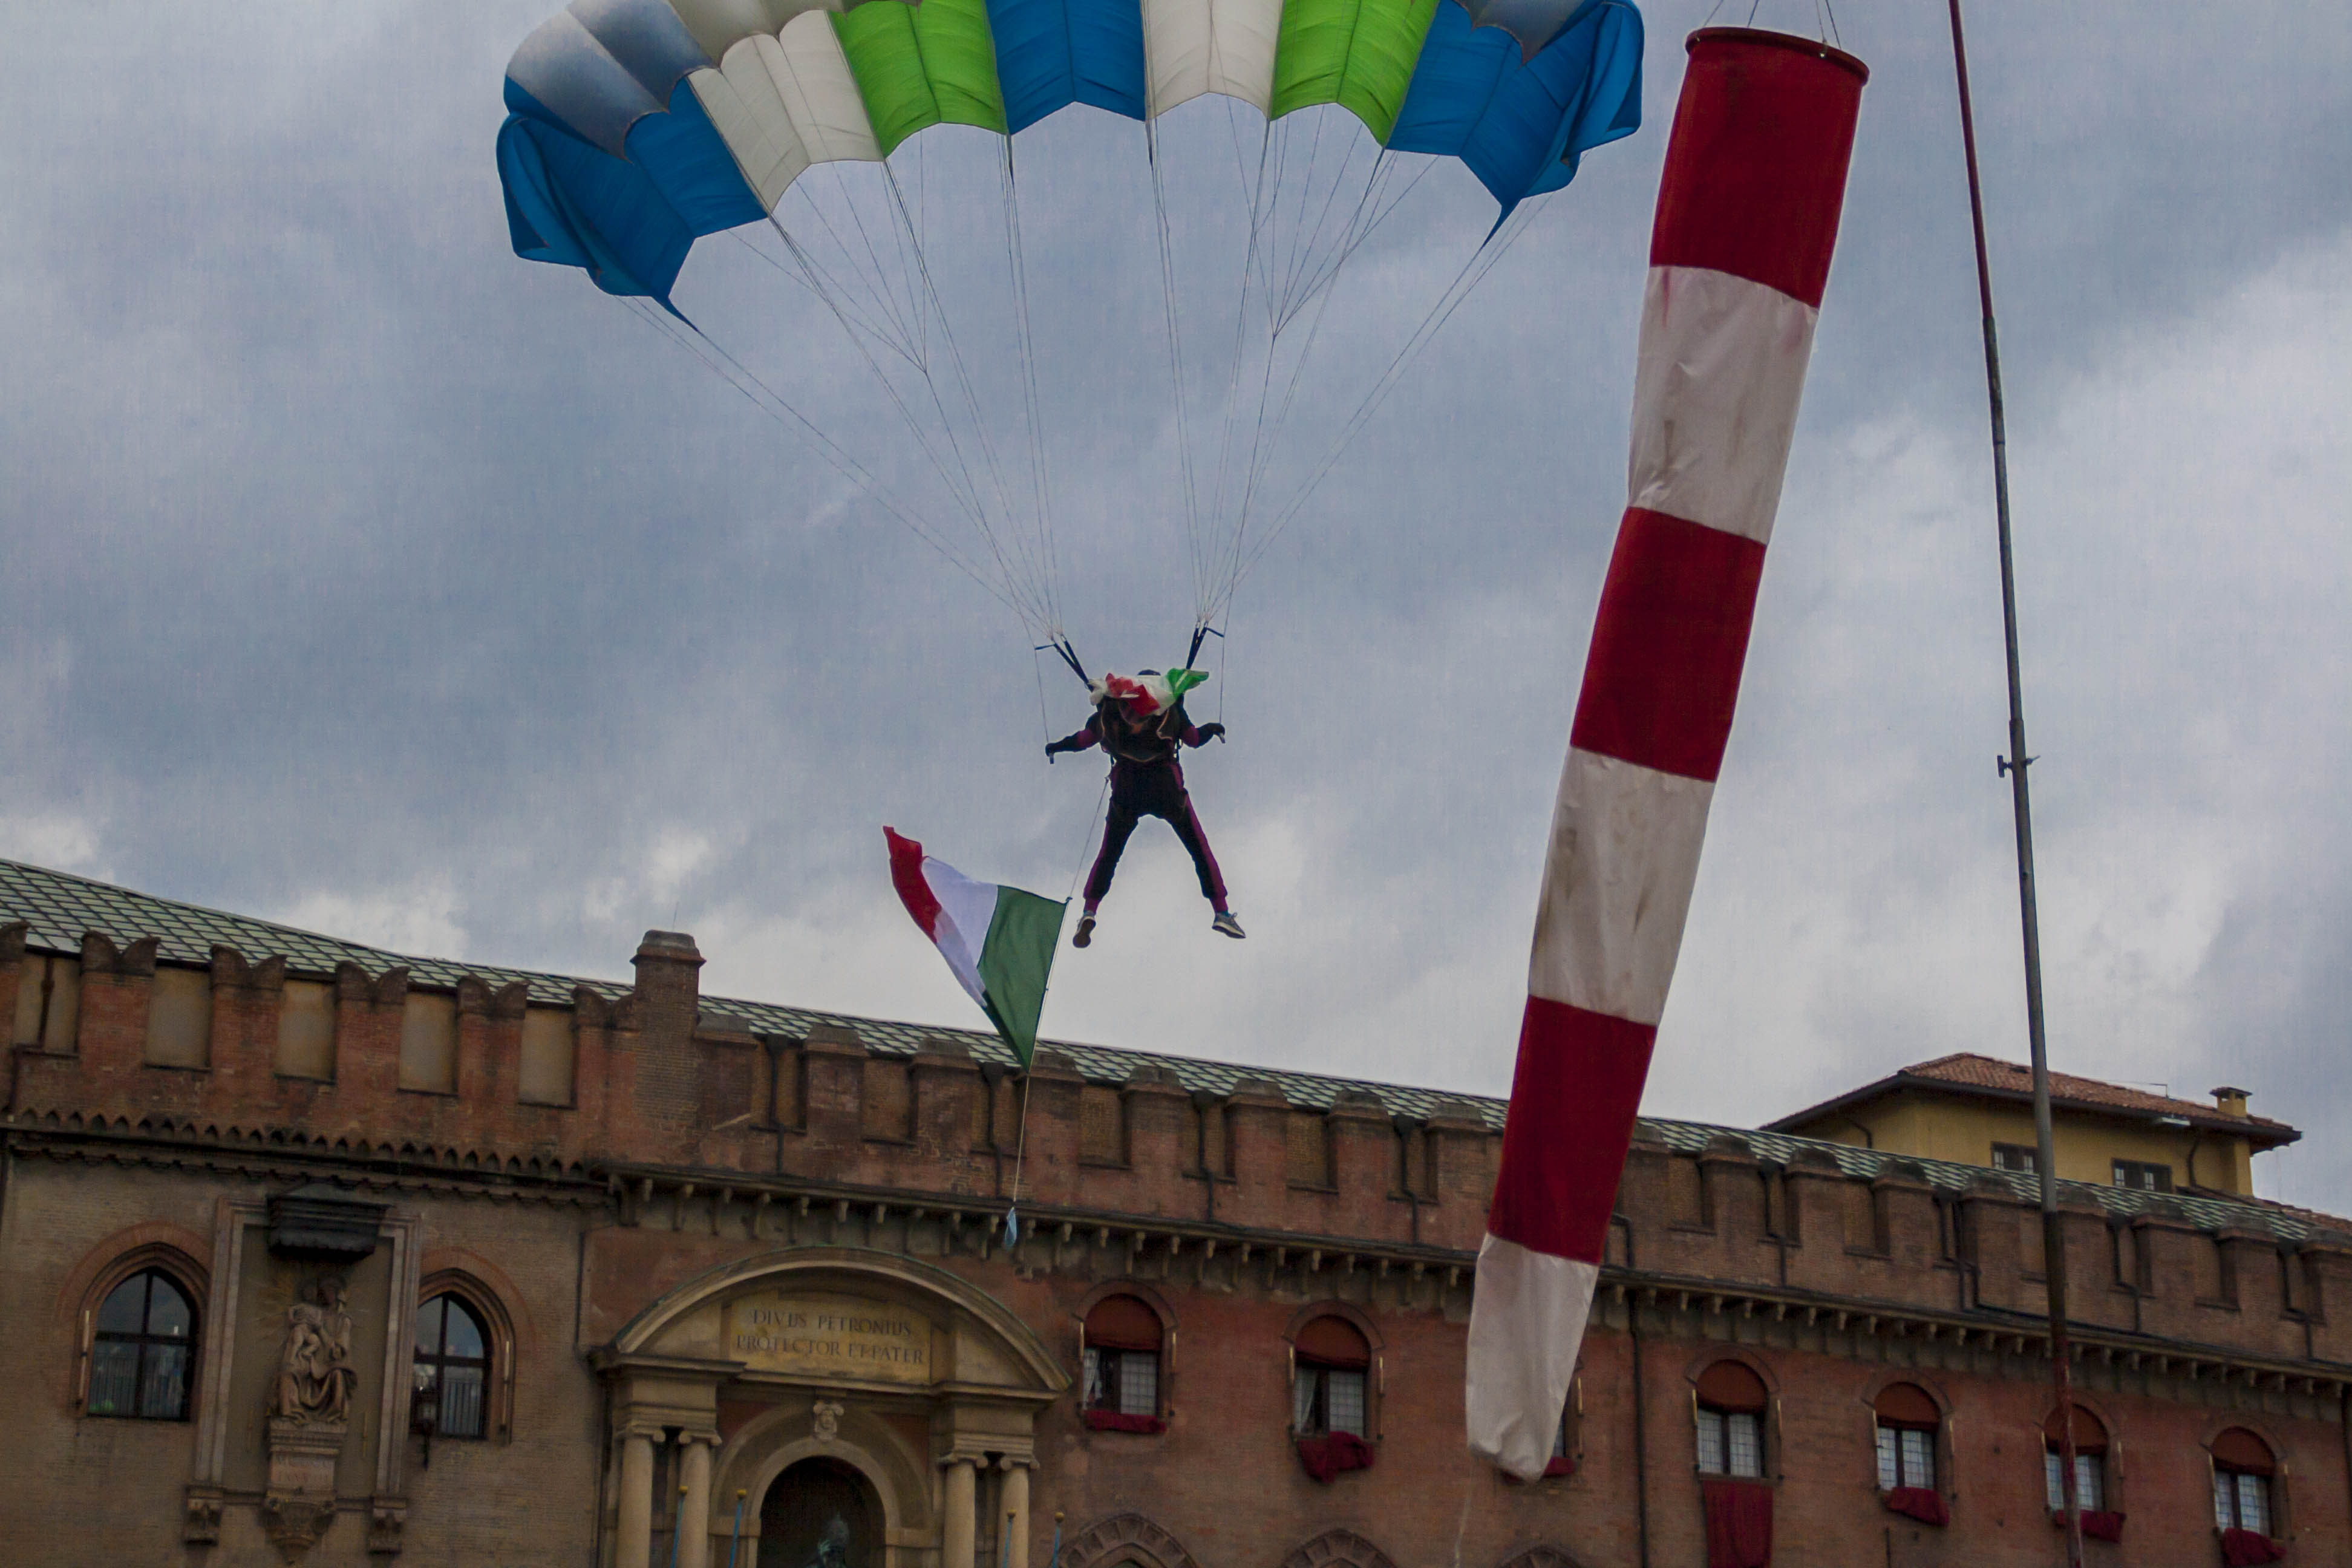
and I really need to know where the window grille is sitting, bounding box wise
[1874,1426,1933,1491]
[2045,1451,2103,1511]
[1696,1409,1763,1478]
[88,1270,195,1422]
[1293,1366,1368,1438]
[1082,1347,1159,1417]
[414,1294,490,1439]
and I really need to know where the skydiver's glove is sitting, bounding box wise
[1198,722,1226,742]
[1045,740,1070,762]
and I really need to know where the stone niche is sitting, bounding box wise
[184,1189,422,1563]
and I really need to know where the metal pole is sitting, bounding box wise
[725,1489,746,1568]
[1944,4,2084,1564]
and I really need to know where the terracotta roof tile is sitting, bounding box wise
[1898,1052,2295,1135]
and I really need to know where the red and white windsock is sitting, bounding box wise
[1466,28,1867,1481]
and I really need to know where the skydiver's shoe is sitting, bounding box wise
[1212,911,1245,939]
[1073,915,1096,949]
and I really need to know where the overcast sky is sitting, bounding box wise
[5,2,2348,1210]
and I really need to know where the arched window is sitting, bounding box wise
[413,1293,491,1440]
[88,1269,197,1421]
[1694,1361,1767,1478]
[1292,1316,1370,1439]
[2211,1428,2276,1536]
[2043,1405,2108,1512]
[1082,1295,1163,1422]
[1873,1383,1939,1492]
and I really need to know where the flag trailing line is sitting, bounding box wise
[1464,27,1867,1482]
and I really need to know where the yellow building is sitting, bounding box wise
[1765,1053,2298,1197]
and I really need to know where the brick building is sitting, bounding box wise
[1,855,2345,1567]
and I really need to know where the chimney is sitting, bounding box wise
[2210,1086,2251,1119]
[633,930,705,1051]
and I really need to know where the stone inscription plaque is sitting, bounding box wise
[726,1293,932,1383]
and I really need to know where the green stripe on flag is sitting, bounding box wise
[834,0,1008,158]
[1269,0,1440,145]
[976,884,1065,1067]
[1163,667,1210,704]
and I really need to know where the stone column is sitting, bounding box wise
[679,1438,713,1568]
[1000,1460,1031,1568]
[941,1458,978,1568]
[616,1432,656,1568]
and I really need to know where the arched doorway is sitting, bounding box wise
[760,1456,881,1568]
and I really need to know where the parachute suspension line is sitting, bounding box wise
[788,166,921,365]
[1214,607,1230,723]
[999,141,1065,641]
[1233,202,1542,600]
[1033,644,1051,740]
[1201,114,1282,628]
[762,207,1057,638]
[1214,273,1342,621]
[879,160,1055,629]
[1273,149,1431,338]
[1183,621,1223,674]
[834,163,926,359]
[730,228,922,371]
[1037,638,1088,686]
[1271,113,1329,330]
[618,297,1033,626]
[1276,128,1368,326]
[762,211,1013,579]
[1146,118,1209,626]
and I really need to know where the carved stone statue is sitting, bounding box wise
[803,1516,852,1568]
[272,1276,357,1426]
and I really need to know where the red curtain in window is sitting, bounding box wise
[1873,1382,1939,1428]
[2212,1429,2277,1475]
[1696,1361,1769,1414]
[1084,1295,1162,1351]
[1700,1478,1772,1568]
[1082,1410,1166,1434]
[1295,1431,1376,1483]
[2221,1528,2286,1566]
[1295,1316,1371,1368]
[1883,1488,1948,1526]
[2042,1404,2109,1452]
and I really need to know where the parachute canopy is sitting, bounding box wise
[498,0,1644,306]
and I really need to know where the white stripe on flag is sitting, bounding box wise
[1626,266,1820,546]
[1526,748,1714,1025]
[1465,1235,1598,1480]
[921,859,999,1013]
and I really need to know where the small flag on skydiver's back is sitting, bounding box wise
[884,829,1065,1067]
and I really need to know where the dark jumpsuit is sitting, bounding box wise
[1052,705,1228,912]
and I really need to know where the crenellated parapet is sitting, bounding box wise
[5,915,2348,1371]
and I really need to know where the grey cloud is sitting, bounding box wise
[4,0,2349,1207]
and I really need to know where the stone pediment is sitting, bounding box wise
[601,1247,1067,1402]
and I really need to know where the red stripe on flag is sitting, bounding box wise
[1650,28,1868,310]
[1569,508,1766,783]
[883,827,942,941]
[1487,997,1657,1264]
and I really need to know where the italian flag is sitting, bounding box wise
[884,828,1066,1066]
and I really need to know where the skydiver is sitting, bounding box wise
[1046,671,1240,947]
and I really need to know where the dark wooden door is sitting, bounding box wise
[759,1457,880,1568]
